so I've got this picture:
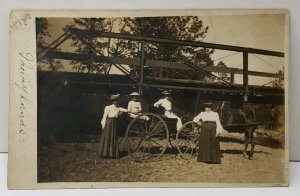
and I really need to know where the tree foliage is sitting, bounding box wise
[216,61,231,83]
[272,70,284,88]
[64,18,115,73]
[64,16,215,80]
[36,18,63,71]
[119,17,215,80]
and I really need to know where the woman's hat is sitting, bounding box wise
[110,94,120,101]
[129,92,140,96]
[162,90,171,95]
[204,102,213,108]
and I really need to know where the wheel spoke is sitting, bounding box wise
[183,145,192,154]
[144,119,148,134]
[129,130,142,135]
[150,127,167,137]
[128,136,138,146]
[148,115,155,131]
[176,121,199,159]
[137,122,146,134]
[148,139,156,152]
[148,139,162,155]
[126,113,168,162]
[179,130,191,138]
[174,138,184,147]
[149,121,162,135]
[149,138,165,150]
[190,146,196,156]
[127,136,143,152]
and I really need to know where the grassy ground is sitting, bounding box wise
[37,128,286,184]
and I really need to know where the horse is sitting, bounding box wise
[219,102,258,160]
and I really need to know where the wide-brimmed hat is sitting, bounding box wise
[129,92,140,96]
[110,94,120,101]
[204,102,213,108]
[162,90,171,95]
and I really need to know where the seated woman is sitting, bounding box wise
[154,90,182,131]
[127,92,142,118]
[193,102,223,164]
[127,92,149,120]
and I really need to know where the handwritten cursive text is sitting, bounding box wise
[14,52,34,142]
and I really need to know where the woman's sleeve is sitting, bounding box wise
[215,112,224,133]
[154,99,162,107]
[101,106,109,128]
[119,107,128,112]
[138,102,142,112]
[127,101,132,111]
[193,112,202,123]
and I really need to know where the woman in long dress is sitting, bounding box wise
[98,94,128,159]
[193,102,223,164]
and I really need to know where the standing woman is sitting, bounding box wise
[193,102,223,164]
[98,94,128,159]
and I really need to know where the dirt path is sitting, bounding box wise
[38,132,286,184]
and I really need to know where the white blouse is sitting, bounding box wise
[193,111,224,133]
[101,104,127,128]
[127,100,142,114]
[154,98,172,111]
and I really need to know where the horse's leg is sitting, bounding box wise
[243,130,249,158]
[249,126,256,160]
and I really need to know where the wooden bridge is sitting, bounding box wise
[37,28,285,104]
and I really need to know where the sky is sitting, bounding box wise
[202,14,285,85]
[40,13,286,86]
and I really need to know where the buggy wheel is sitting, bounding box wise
[125,113,169,162]
[175,121,200,160]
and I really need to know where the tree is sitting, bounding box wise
[36,18,63,71]
[215,61,231,83]
[65,16,215,81]
[64,18,116,73]
[272,70,284,88]
[119,16,214,80]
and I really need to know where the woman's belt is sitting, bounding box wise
[202,121,216,123]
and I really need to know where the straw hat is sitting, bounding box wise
[110,94,120,101]
[129,92,140,96]
[204,102,213,108]
[162,90,171,95]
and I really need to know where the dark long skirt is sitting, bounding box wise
[197,122,221,164]
[98,117,119,158]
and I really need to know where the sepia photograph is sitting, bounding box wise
[8,9,289,188]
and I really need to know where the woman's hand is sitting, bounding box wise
[196,121,202,127]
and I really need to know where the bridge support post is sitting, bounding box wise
[230,73,235,83]
[243,52,249,102]
[139,40,145,94]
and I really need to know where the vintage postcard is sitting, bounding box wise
[8,9,289,189]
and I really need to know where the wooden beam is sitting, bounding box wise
[147,61,282,78]
[140,40,145,91]
[37,32,72,61]
[243,52,249,92]
[146,77,208,85]
[142,83,283,96]
[37,70,284,97]
[70,28,284,57]
[230,73,234,83]
[45,51,282,78]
